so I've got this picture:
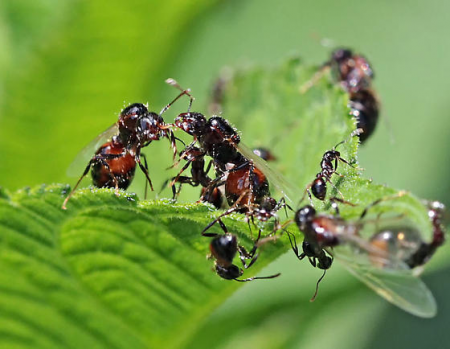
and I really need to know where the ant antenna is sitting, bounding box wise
[165,78,195,112]
[310,269,327,302]
[334,128,363,149]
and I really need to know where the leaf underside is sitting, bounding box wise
[0,58,436,348]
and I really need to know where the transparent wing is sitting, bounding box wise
[331,241,437,318]
[66,123,119,176]
[236,142,302,204]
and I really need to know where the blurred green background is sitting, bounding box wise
[0,0,449,348]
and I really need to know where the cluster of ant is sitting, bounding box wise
[63,49,445,316]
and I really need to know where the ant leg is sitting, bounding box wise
[62,159,95,210]
[201,207,238,236]
[327,178,344,200]
[135,153,154,191]
[168,130,178,161]
[337,156,363,171]
[170,160,194,187]
[141,153,149,200]
[286,231,306,260]
[298,183,314,207]
[204,160,213,175]
[198,177,225,203]
[358,192,406,220]
[309,257,317,267]
[329,197,356,216]
[329,197,356,217]
[235,273,281,282]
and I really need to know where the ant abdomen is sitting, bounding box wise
[311,177,327,200]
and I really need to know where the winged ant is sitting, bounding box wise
[287,193,445,317]
[62,87,192,209]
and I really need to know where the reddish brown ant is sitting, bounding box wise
[209,232,281,281]
[167,80,290,229]
[288,194,444,316]
[303,129,362,203]
[62,87,192,209]
[200,161,289,237]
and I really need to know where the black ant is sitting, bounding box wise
[303,129,362,203]
[349,89,380,143]
[209,232,281,282]
[62,86,192,209]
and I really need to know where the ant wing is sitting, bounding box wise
[66,123,119,176]
[331,242,437,318]
[236,142,302,204]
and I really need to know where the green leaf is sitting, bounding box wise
[0,184,286,348]
[0,57,443,349]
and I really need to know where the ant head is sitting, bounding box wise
[260,197,277,212]
[295,205,316,231]
[215,264,243,280]
[118,103,149,143]
[136,111,166,142]
[318,255,333,270]
[311,177,326,200]
[331,48,353,63]
[210,233,238,265]
[207,117,240,145]
[174,112,207,137]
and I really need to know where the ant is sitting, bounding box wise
[300,48,374,94]
[209,232,281,282]
[288,194,445,304]
[62,86,192,209]
[200,161,288,237]
[303,129,362,203]
[349,89,380,143]
[167,79,290,236]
